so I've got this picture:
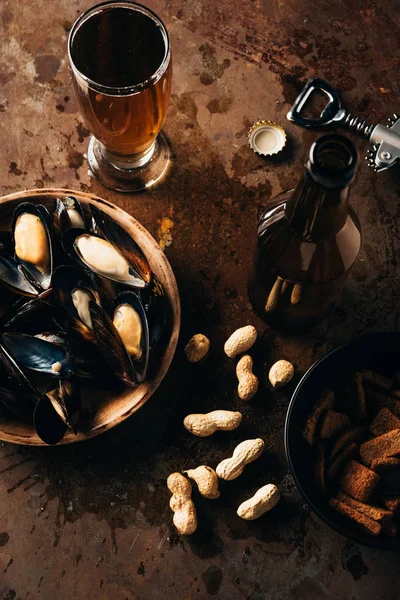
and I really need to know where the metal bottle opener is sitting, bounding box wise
[287,77,400,172]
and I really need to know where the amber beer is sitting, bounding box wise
[69,3,172,158]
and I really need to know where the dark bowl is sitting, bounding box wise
[285,332,400,550]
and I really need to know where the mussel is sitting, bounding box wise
[62,228,145,288]
[90,204,151,284]
[0,342,40,403]
[12,203,53,290]
[138,273,170,353]
[89,291,149,386]
[0,254,39,296]
[2,332,75,379]
[46,379,81,432]
[35,330,112,383]
[54,196,86,232]
[34,378,81,445]
[1,290,57,333]
[52,265,100,342]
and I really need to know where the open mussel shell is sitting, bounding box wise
[89,300,137,387]
[89,294,149,387]
[137,273,171,353]
[2,332,75,379]
[0,342,39,399]
[61,228,145,288]
[12,202,53,290]
[112,291,150,383]
[33,394,67,445]
[1,289,57,333]
[52,265,100,342]
[54,196,86,231]
[0,254,39,297]
[35,331,112,382]
[90,204,151,285]
[46,379,81,432]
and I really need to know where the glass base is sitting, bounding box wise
[87,132,171,192]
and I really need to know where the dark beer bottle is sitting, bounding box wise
[248,134,361,330]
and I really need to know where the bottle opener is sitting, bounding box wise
[287,77,400,172]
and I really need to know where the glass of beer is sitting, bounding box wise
[68,1,172,192]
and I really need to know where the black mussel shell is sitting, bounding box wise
[12,202,53,290]
[138,273,171,352]
[1,290,58,334]
[61,228,145,288]
[53,198,71,235]
[0,254,39,296]
[89,300,138,387]
[113,291,150,383]
[34,394,67,445]
[52,265,100,342]
[2,332,75,379]
[54,196,86,233]
[0,343,40,403]
[137,273,164,311]
[46,379,81,432]
[35,331,110,382]
[90,204,151,284]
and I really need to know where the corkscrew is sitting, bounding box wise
[287,77,400,172]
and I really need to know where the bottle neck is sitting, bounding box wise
[286,172,350,241]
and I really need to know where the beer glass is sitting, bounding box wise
[68,1,172,192]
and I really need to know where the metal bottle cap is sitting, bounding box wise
[248,121,286,156]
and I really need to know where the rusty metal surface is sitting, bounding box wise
[1,0,400,598]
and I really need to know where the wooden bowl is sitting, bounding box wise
[0,188,180,445]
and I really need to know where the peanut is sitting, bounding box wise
[167,472,197,535]
[224,325,257,358]
[237,484,280,520]
[236,355,259,401]
[184,466,220,499]
[184,334,210,363]
[184,410,242,437]
[216,438,265,481]
[268,360,294,388]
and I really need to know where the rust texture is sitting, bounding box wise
[1,0,400,598]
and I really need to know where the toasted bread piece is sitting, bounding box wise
[382,496,400,513]
[370,408,400,437]
[362,370,393,392]
[339,459,380,502]
[302,389,334,446]
[329,498,381,535]
[374,393,400,418]
[328,426,364,461]
[314,444,326,493]
[336,491,393,523]
[326,442,357,482]
[320,411,351,441]
[360,429,400,466]
[371,457,400,474]
[354,372,367,422]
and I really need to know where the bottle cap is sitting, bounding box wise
[248,121,286,156]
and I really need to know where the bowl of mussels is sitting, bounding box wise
[0,188,180,445]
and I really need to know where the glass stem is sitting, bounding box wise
[97,138,156,171]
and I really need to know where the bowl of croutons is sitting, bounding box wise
[285,332,400,549]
